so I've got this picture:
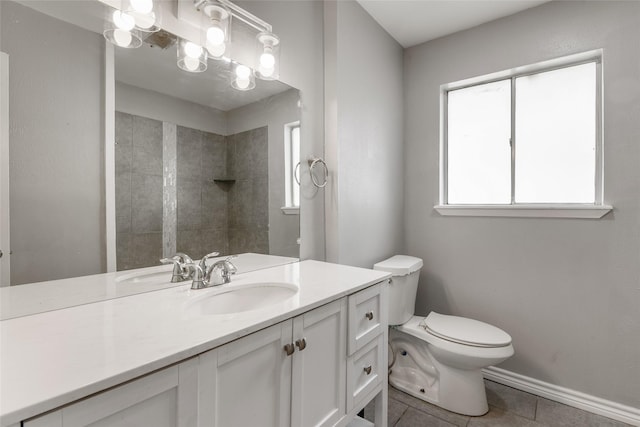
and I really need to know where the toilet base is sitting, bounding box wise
[390,330,490,416]
[390,364,489,416]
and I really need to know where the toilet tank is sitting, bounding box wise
[373,255,423,325]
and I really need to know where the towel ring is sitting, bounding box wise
[294,162,301,186]
[308,158,328,188]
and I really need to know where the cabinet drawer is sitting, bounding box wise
[346,334,384,412]
[348,282,384,355]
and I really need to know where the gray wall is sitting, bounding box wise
[324,1,405,268]
[405,1,640,407]
[227,89,301,258]
[1,1,104,285]
[115,82,227,136]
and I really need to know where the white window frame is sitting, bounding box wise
[282,120,300,214]
[435,49,612,219]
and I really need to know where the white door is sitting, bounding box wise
[0,52,10,286]
[291,299,347,427]
[199,320,294,427]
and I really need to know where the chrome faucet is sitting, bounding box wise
[160,252,195,283]
[190,256,237,290]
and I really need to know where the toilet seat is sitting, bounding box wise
[419,312,512,348]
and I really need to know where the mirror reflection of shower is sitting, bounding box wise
[114,88,300,271]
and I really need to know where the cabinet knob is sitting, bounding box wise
[363,365,372,375]
[284,343,295,356]
[365,311,374,321]
[295,338,307,351]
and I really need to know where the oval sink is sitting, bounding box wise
[115,268,173,285]
[186,282,298,315]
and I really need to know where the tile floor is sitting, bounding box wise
[365,380,634,427]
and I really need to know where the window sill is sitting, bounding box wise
[434,204,613,219]
[281,206,300,215]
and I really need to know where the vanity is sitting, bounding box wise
[0,258,390,427]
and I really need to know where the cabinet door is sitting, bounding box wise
[198,320,293,427]
[24,359,198,427]
[291,299,347,427]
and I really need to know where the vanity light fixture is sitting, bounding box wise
[177,38,208,73]
[103,0,160,49]
[193,0,282,90]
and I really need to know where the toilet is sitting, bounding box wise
[374,255,514,416]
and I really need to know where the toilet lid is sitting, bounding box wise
[422,312,512,347]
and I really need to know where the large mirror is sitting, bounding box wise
[0,0,300,287]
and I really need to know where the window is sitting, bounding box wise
[283,121,300,213]
[438,50,611,218]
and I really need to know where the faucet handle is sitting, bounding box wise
[198,251,221,273]
[223,256,237,275]
[174,252,194,265]
[160,255,188,283]
[161,253,195,281]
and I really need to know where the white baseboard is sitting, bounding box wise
[483,366,640,426]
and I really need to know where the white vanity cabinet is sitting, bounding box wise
[17,278,388,427]
[23,359,199,427]
[197,298,347,427]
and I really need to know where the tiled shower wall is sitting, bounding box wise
[115,112,269,270]
[227,127,269,254]
[115,112,163,270]
[175,125,229,259]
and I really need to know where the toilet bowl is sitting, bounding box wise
[374,255,514,416]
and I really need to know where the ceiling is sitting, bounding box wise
[356,0,550,48]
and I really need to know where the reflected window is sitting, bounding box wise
[284,121,300,208]
[444,56,601,206]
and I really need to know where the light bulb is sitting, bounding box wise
[259,65,275,78]
[113,10,135,31]
[259,51,275,69]
[235,77,250,90]
[207,41,226,58]
[130,0,153,14]
[184,42,203,59]
[133,11,155,29]
[184,56,200,72]
[113,29,133,47]
[235,65,251,79]
[207,24,225,45]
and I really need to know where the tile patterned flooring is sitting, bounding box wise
[365,380,634,427]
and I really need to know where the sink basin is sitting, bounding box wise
[115,268,173,285]
[186,282,298,315]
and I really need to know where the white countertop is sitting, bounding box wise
[0,259,390,426]
[0,253,298,321]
